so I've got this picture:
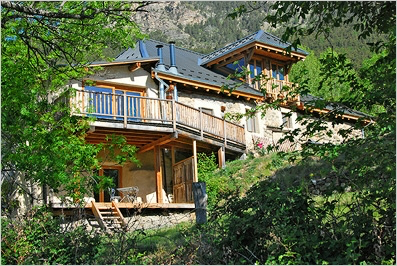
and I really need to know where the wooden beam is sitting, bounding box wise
[155,72,263,101]
[193,140,198,182]
[128,62,141,72]
[154,146,163,203]
[138,132,177,154]
[84,79,146,91]
[215,53,245,68]
[218,146,225,169]
[246,47,255,63]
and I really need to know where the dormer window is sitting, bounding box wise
[226,58,245,73]
[272,64,285,81]
[249,59,263,90]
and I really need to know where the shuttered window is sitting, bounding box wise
[246,109,259,133]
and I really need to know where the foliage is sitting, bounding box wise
[197,153,274,210]
[197,148,395,264]
[197,153,219,208]
[289,48,357,103]
[199,1,397,264]
[1,206,100,264]
[1,1,150,211]
[1,206,161,265]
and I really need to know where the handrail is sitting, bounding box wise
[70,89,246,146]
[263,79,300,103]
[173,156,194,167]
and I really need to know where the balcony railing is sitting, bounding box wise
[261,79,300,104]
[70,89,246,146]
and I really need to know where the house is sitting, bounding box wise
[12,30,367,229]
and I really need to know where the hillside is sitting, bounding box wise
[133,1,378,69]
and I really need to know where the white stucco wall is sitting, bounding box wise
[71,65,159,98]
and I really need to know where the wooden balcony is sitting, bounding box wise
[262,79,300,105]
[70,89,246,153]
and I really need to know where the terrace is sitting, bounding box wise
[70,88,246,154]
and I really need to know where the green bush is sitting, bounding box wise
[201,148,396,265]
[1,206,147,265]
[197,152,276,210]
[1,206,102,264]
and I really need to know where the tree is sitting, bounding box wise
[1,1,151,215]
[210,2,396,264]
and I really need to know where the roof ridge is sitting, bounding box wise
[145,39,206,57]
[200,31,259,62]
[261,31,287,43]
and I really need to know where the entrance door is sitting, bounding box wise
[173,157,194,203]
[94,167,122,202]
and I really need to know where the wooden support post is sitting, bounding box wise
[172,98,176,131]
[223,118,227,147]
[218,146,225,169]
[193,182,207,224]
[199,107,203,139]
[193,140,198,182]
[154,145,163,203]
[123,91,127,128]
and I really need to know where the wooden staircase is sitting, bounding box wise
[91,201,127,231]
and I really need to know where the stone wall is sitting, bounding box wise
[295,115,362,145]
[59,208,196,232]
[308,172,351,195]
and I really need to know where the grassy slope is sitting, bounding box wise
[129,146,395,264]
[132,154,290,264]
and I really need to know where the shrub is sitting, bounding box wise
[202,149,396,265]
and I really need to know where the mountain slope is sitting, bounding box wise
[132,1,376,67]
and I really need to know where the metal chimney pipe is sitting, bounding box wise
[156,45,166,71]
[168,41,178,74]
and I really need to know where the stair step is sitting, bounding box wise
[100,211,117,215]
[103,216,120,220]
[98,207,116,210]
[107,221,122,225]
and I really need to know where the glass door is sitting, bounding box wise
[94,167,122,202]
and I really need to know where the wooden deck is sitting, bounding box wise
[70,90,246,153]
[85,202,195,209]
[51,201,195,212]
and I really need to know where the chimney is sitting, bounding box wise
[156,45,166,71]
[168,41,178,74]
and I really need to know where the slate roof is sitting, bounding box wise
[199,30,309,65]
[300,94,370,118]
[98,31,366,119]
[115,39,264,97]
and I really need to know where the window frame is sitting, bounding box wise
[248,58,264,90]
[281,112,293,129]
[271,62,287,81]
[246,108,259,133]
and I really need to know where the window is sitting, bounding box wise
[246,108,259,133]
[200,107,213,115]
[282,112,293,128]
[84,85,141,121]
[249,59,263,90]
[272,64,285,81]
[226,58,245,73]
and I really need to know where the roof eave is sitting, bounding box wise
[152,69,264,101]
[201,41,308,67]
[89,57,159,67]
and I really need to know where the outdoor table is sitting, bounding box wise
[116,186,139,203]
